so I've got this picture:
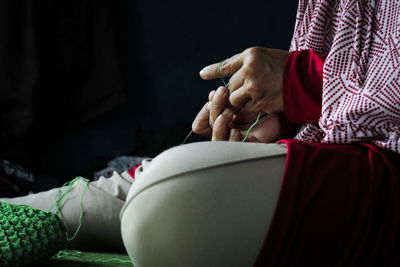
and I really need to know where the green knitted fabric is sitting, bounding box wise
[0,201,67,267]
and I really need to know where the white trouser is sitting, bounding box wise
[0,170,133,251]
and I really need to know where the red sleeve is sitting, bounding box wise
[277,112,299,139]
[282,50,328,124]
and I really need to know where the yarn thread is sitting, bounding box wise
[47,176,89,241]
[218,60,261,142]
[54,249,132,264]
[47,176,133,264]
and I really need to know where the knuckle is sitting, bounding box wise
[245,81,255,92]
[229,95,241,108]
[245,46,262,56]
[241,61,257,75]
[241,65,256,77]
[221,59,229,68]
[246,58,259,69]
[220,60,229,74]
[241,65,250,75]
[211,98,220,109]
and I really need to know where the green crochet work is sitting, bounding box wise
[0,201,67,267]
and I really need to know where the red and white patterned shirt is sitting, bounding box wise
[289,0,400,153]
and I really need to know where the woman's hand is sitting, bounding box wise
[199,47,288,114]
[192,86,280,142]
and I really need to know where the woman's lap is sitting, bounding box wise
[121,141,287,267]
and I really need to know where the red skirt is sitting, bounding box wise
[255,139,400,267]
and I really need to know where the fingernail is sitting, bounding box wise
[217,86,227,95]
[199,68,206,77]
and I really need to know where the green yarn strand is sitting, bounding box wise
[218,60,262,142]
[241,112,262,143]
[48,177,132,264]
[218,60,229,88]
[47,176,89,241]
[54,249,132,264]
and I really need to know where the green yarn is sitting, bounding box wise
[0,202,67,266]
[217,60,230,89]
[218,60,262,142]
[48,177,132,265]
[241,112,262,142]
[0,177,88,266]
[54,249,132,264]
[47,176,89,241]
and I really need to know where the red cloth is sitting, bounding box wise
[254,49,400,266]
[277,112,299,139]
[127,163,141,179]
[282,50,328,124]
[277,50,329,139]
[255,139,400,266]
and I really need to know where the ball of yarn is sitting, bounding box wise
[0,201,67,266]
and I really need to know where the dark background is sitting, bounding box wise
[0,0,298,193]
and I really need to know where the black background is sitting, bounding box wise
[0,0,298,190]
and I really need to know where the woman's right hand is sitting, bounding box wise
[199,47,288,114]
[192,86,281,143]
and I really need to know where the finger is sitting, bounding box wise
[212,87,239,113]
[229,87,252,110]
[229,128,242,142]
[227,70,245,93]
[212,108,234,141]
[199,52,244,80]
[192,102,212,137]
[208,90,216,102]
[209,86,229,128]
[232,110,261,125]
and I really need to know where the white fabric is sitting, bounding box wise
[121,142,287,267]
[0,171,133,251]
[290,0,400,153]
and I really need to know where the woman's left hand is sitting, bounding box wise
[199,46,288,114]
[192,86,281,142]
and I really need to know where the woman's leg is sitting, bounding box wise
[0,170,134,250]
[120,141,287,267]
